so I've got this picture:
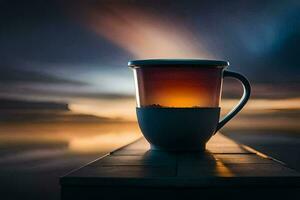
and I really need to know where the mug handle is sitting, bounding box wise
[215,70,251,133]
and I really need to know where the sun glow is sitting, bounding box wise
[221,98,300,110]
[69,131,140,153]
[69,98,300,130]
[70,1,212,59]
[69,99,136,121]
[134,67,222,107]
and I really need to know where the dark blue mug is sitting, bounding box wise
[129,59,251,151]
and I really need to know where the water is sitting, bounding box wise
[0,122,141,200]
[0,110,299,199]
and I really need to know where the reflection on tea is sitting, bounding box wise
[134,67,223,108]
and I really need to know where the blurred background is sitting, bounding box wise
[0,0,299,199]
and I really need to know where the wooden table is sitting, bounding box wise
[60,134,300,199]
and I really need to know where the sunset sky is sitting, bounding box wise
[0,0,299,120]
[1,2,300,200]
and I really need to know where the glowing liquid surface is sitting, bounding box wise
[134,67,223,107]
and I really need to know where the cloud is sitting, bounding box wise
[32,90,134,100]
[0,0,299,105]
[0,66,86,85]
[0,0,127,66]
[0,98,124,123]
[0,98,69,111]
[0,85,134,101]
[72,1,211,59]
[222,80,300,99]
[0,111,116,123]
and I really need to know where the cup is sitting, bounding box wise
[129,59,251,151]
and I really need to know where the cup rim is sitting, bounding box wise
[128,59,229,68]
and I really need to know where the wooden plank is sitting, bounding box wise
[60,133,300,200]
[68,165,176,178]
[88,154,176,167]
[207,134,252,154]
